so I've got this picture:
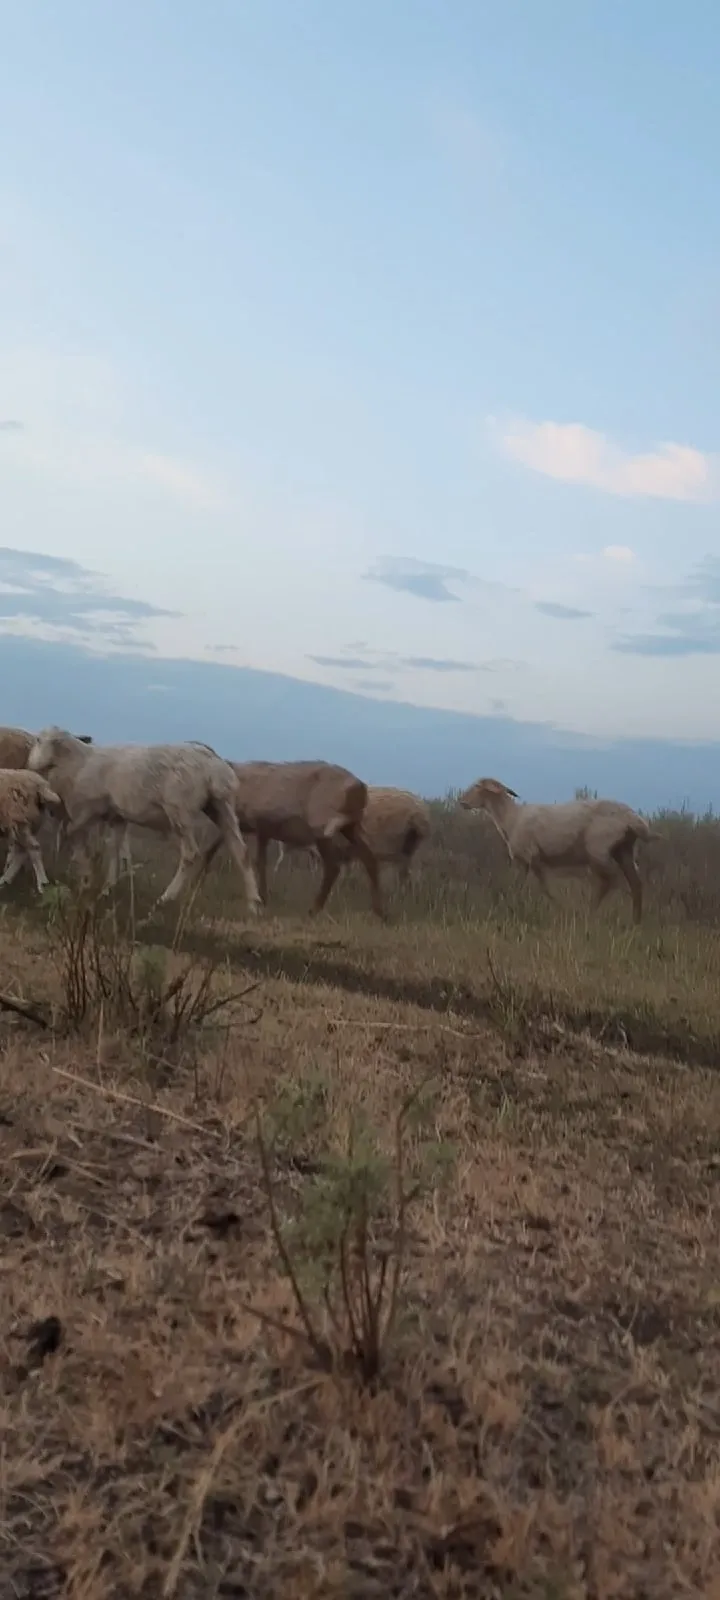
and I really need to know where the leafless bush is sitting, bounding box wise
[42,872,261,1059]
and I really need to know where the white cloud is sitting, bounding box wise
[493,416,715,503]
[8,430,229,512]
[134,452,229,511]
[602,544,636,564]
[0,345,230,512]
[574,544,638,571]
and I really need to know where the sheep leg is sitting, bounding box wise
[53,816,66,863]
[103,824,133,892]
[21,828,50,893]
[398,828,421,887]
[185,808,259,916]
[251,836,270,905]
[62,817,98,887]
[217,804,261,914]
[120,827,134,876]
[589,867,615,914]
[310,842,342,915]
[0,839,28,887]
[102,826,122,892]
[273,843,286,875]
[199,834,223,875]
[612,843,643,925]
[346,827,385,920]
[158,835,202,904]
[1,827,49,893]
[528,860,557,904]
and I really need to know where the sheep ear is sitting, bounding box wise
[505,786,519,798]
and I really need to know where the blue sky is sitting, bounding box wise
[2,0,720,751]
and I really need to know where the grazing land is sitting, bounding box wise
[2,799,720,1598]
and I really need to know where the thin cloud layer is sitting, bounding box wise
[0,356,228,512]
[615,556,720,656]
[309,647,487,675]
[402,656,477,672]
[494,417,715,503]
[310,655,376,670]
[0,546,176,648]
[352,677,394,693]
[363,556,473,603]
[686,556,720,605]
[536,601,594,621]
[615,618,720,657]
[573,545,638,576]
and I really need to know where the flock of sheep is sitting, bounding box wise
[0,724,659,925]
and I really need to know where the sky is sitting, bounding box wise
[2,1,720,783]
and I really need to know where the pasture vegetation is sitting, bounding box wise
[2,796,720,1597]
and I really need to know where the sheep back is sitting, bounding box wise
[228,760,368,845]
[513,799,652,867]
[329,787,431,862]
[30,731,240,830]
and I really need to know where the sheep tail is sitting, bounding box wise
[633,816,660,843]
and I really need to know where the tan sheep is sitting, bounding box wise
[0,726,93,885]
[0,770,63,894]
[27,728,261,913]
[274,785,431,887]
[206,759,385,918]
[458,776,658,924]
[0,727,36,768]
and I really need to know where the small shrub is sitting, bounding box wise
[246,1080,456,1384]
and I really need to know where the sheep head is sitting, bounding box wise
[27,726,77,774]
[458,777,519,812]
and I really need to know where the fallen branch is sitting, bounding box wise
[324,1016,480,1040]
[0,992,50,1028]
[50,1065,212,1134]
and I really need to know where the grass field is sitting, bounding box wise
[2,800,720,1598]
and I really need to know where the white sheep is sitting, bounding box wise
[0,770,63,894]
[458,776,658,924]
[27,728,261,913]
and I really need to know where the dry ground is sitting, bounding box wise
[1,821,720,1597]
